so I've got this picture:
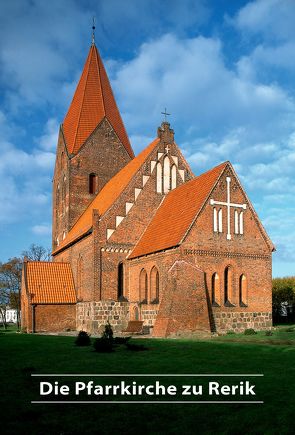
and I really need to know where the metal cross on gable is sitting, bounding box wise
[209,176,247,240]
[161,108,171,122]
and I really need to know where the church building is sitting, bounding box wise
[21,36,274,337]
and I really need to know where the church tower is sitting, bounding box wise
[52,39,134,250]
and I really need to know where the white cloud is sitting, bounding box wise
[38,118,59,152]
[32,224,52,236]
[0,118,54,225]
[111,33,295,147]
[234,0,295,41]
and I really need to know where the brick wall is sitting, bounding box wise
[35,304,76,332]
[153,260,210,337]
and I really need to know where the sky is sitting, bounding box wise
[0,0,294,277]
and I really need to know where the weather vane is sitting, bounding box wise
[161,108,171,122]
[92,16,96,45]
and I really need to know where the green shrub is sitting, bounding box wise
[282,327,295,333]
[102,321,114,341]
[93,337,113,353]
[226,330,235,335]
[75,331,91,346]
[93,322,114,352]
[265,330,273,336]
[244,328,257,335]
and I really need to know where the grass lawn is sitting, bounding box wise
[1,326,295,435]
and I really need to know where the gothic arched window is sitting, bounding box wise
[234,210,239,234]
[239,274,247,306]
[211,273,220,305]
[171,165,177,190]
[77,256,84,300]
[118,262,124,300]
[224,266,233,305]
[150,266,160,303]
[139,269,148,303]
[156,162,162,193]
[218,209,223,233]
[213,208,218,232]
[163,156,170,193]
[239,211,244,235]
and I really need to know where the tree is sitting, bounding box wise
[21,244,51,261]
[272,277,295,322]
[0,258,22,330]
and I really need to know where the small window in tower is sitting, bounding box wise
[89,173,97,194]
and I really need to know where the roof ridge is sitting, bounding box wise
[72,47,95,152]
[26,261,69,264]
[95,45,106,117]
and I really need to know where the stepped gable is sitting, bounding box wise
[53,138,160,254]
[63,44,134,158]
[24,262,77,304]
[129,161,228,259]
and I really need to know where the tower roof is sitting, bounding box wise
[62,44,134,157]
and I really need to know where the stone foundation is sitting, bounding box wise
[213,311,272,333]
[141,307,158,333]
[77,301,129,334]
[141,307,158,325]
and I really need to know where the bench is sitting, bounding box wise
[122,321,144,335]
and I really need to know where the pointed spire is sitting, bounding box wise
[62,44,134,158]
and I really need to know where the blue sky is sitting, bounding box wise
[0,0,294,277]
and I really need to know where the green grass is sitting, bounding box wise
[1,327,295,434]
[212,325,295,345]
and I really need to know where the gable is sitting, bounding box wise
[129,162,227,259]
[103,139,192,246]
[183,163,275,253]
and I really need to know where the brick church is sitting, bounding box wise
[21,37,274,336]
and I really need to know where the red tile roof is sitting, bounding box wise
[129,162,228,259]
[63,44,134,158]
[25,262,77,304]
[53,138,160,255]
